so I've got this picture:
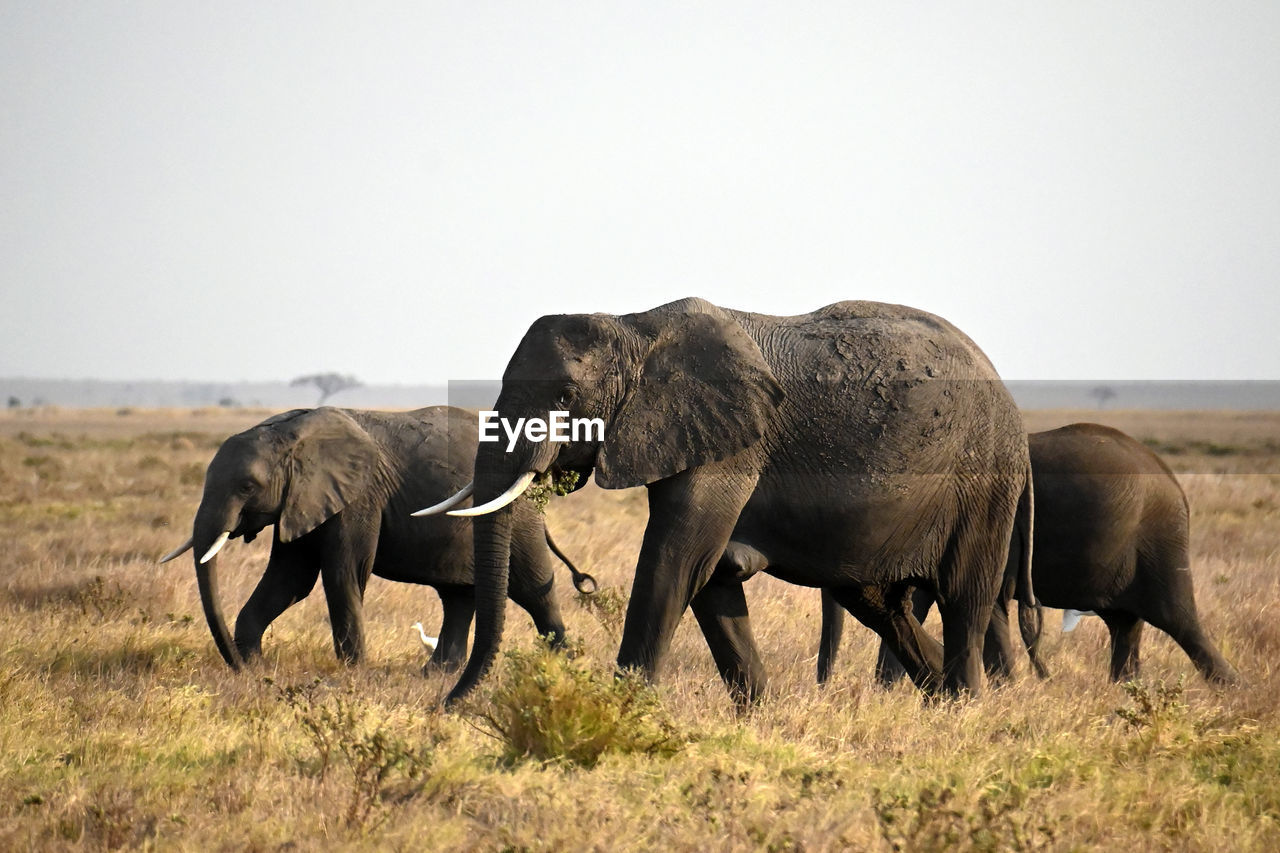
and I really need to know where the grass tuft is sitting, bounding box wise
[468,643,684,768]
[269,677,441,829]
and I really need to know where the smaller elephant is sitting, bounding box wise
[823,423,1238,686]
[160,406,595,669]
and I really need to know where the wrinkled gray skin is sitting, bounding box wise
[825,423,1238,686]
[171,406,592,669]
[446,297,1031,706]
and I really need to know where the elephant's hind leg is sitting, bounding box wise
[982,570,1022,684]
[982,601,1018,685]
[832,583,944,694]
[818,589,845,685]
[935,524,1009,698]
[691,575,768,710]
[1098,610,1143,681]
[871,586,936,688]
[1138,583,1239,685]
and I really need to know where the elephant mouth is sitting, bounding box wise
[233,513,274,543]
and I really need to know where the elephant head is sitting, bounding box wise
[422,298,784,702]
[160,408,379,668]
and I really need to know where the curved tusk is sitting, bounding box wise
[159,536,194,564]
[411,481,475,517]
[448,472,537,517]
[199,531,231,565]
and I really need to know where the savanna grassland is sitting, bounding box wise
[1,407,1278,851]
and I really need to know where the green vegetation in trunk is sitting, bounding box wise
[522,469,580,513]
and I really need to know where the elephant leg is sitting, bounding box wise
[831,584,944,694]
[1165,624,1239,685]
[818,589,845,685]
[982,563,1021,684]
[427,586,474,670]
[873,586,934,688]
[234,542,320,661]
[617,461,758,686]
[1138,589,1239,685]
[1098,610,1143,681]
[508,521,567,647]
[934,519,1012,697]
[691,575,768,710]
[318,523,378,664]
[983,600,1017,684]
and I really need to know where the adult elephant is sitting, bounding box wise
[159,406,594,669]
[420,298,1033,705]
[827,423,1238,686]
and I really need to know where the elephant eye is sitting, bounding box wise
[556,384,578,408]
[237,480,256,496]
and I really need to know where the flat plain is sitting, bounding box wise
[1,407,1277,851]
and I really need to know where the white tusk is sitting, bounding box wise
[199,531,231,564]
[411,481,475,516]
[448,472,537,517]
[159,536,194,564]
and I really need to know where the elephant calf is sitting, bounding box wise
[161,406,594,669]
[825,422,1238,686]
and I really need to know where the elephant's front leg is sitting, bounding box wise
[508,524,568,648]
[319,522,379,664]
[427,585,474,671]
[234,540,320,661]
[617,461,758,687]
[691,575,767,709]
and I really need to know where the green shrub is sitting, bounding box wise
[471,644,683,768]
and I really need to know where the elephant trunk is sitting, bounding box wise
[445,500,513,705]
[445,436,553,705]
[194,509,244,670]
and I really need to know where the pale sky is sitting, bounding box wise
[2,2,1278,384]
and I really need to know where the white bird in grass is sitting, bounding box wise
[1061,609,1096,633]
[410,622,438,652]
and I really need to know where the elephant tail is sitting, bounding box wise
[544,528,598,594]
[1013,462,1049,678]
[1014,461,1035,608]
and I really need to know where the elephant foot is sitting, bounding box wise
[1202,663,1241,687]
[234,642,264,665]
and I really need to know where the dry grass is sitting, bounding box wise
[1,407,1278,851]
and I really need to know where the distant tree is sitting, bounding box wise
[291,373,363,406]
[1089,385,1117,409]
[7,396,20,409]
[218,397,239,408]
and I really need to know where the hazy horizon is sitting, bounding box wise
[3,3,1278,385]
[8,376,1280,412]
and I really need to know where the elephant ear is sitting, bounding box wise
[595,312,784,489]
[278,409,379,543]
